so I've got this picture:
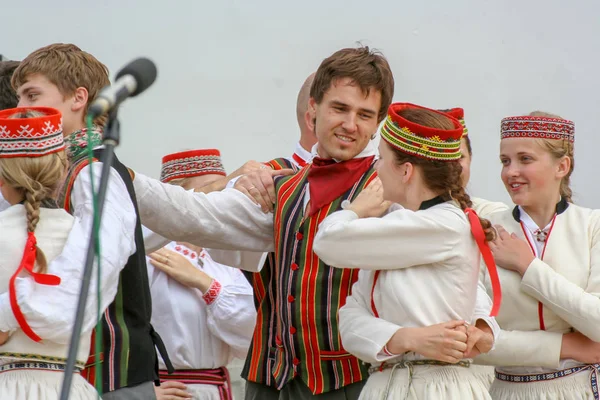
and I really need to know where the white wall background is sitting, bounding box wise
[2,0,599,207]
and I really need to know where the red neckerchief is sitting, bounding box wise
[307,155,375,216]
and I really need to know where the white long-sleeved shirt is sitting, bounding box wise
[312,202,500,365]
[477,203,600,374]
[149,243,255,369]
[0,163,136,343]
[134,175,274,256]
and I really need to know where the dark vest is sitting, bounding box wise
[59,149,172,392]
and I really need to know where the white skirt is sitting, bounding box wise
[0,369,98,400]
[359,364,492,400]
[490,369,596,400]
[470,364,495,390]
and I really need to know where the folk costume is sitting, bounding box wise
[477,116,600,399]
[150,150,256,400]
[313,103,501,400]
[0,107,97,399]
[132,137,386,398]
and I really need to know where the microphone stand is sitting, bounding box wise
[59,108,121,400]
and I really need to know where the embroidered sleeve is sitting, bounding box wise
[202,280,222,305]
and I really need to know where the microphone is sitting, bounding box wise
[88,57,157,118]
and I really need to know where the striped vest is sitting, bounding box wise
[242,160,376,394]
[58,150,168,392]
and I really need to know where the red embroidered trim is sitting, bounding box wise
[382,345,395,356]
[501,116,574,143]
[202,280,222,305]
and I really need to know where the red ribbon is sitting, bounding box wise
[464,208,502,317]
[9,232,61,342]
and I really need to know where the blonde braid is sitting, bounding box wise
[23,183,49,273]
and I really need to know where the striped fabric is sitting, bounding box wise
[264,157,301,172]
[242,157,298,386]
[159,368,232,400]
[242,160,377,395]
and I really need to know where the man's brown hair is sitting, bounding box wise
[0,61,20,110]
[12,43,110,124]
[310,46,394,122]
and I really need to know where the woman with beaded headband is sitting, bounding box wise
[145,149,257,400]
[313,103,501,399]
[475,112,600,399]
[0,107,97,399]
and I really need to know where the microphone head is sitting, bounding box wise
[115,58,157,96]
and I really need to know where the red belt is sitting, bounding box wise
[159,367,232,400]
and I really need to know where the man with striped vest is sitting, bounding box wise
[131,46,395,399]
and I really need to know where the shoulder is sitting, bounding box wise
[565,203,600,238]
[385,202,468,232]
[0,204,26,225]
[471,197,509,218]
[486,207,516,225]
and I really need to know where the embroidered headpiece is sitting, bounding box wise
[501,116,574,143]
[439,107,468,137]
[160,149,226,183]
[381,103,463,161]
[0,107,64,158]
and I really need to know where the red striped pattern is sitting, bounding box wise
[265,163,375,394]
[159,368,231,400]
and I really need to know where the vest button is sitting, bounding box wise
[296,232,304,240]
[290,326,297,334]
[290,263,299,271]
[293,357,300,366]
[287,295,295,303]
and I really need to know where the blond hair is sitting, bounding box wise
[0,110,67,272]
[11,43,110,127]
[528,111,574,202]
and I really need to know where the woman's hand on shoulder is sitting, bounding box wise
[348,178,392,219]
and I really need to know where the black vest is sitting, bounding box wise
[60,149,172,392]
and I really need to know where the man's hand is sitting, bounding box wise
[154,381,192,399]
[234,168,294,212]
[229,160,270,180]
